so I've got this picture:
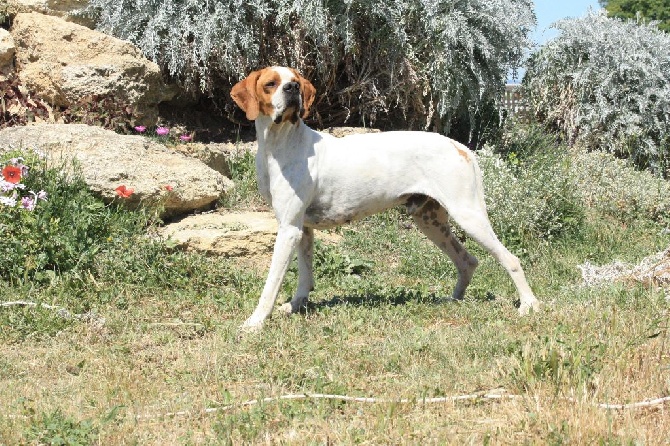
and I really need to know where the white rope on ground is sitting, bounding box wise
[136,390,670,420]
[0,300,104,324]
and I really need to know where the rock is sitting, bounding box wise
[4,0,94,28]
[161,210,343,262]
[171,142,253,177]
[0,123,233,217]
[578,247,670,289]
[161,211,278,260]
[10,12,174,126]
[0,28,15,74]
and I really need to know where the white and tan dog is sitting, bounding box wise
[231,66,540,330]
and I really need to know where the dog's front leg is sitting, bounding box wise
[241,224,303,331]
[280,226,314,315]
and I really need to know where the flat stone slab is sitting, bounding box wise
[161,211,342,263]
[162,211,278,258]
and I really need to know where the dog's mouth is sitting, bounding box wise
[273,103,301,124]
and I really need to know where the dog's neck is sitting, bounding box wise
[255,116,309,154]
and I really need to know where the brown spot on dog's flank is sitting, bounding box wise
[457,146,470,161]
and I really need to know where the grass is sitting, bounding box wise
[0,133,669,444]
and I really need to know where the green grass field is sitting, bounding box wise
[0,131,669,444]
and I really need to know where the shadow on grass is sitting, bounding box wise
[291,288,501,313]
[307,292,460,310]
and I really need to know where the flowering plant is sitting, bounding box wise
[0,157,47,211]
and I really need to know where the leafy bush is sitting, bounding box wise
[479,124,585,250]
[84,0,535,139]
[570,148,670,225]
[1,74,136,133]
[524,10,670,176]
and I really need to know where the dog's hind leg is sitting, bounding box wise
[409,197,479,300]
[446,204,540,315]
[280,227,314,315]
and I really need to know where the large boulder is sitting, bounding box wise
[10,12,174,126]
[0,124,233,217]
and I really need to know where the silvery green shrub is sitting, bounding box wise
[83,0,534,137]
[525,10,670,176]
[570,149,670,225]
[477,146,584,250]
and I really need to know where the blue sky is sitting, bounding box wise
[534,0,603,43]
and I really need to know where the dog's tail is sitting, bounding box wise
[471,153,488,212]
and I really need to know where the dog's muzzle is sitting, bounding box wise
[274,81,302,124]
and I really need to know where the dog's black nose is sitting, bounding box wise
[283,81,300,93]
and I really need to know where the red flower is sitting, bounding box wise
[2,165,22,184]
[164,184,174,191]
[115,185,134,198]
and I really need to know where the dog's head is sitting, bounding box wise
[231,67,316,124]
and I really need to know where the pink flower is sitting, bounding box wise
[21,196,35,211]
[179,134,192,142]
[164,185,174,191]
[156,127,170,136]
[134,125,147,133]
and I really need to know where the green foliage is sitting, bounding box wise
[313,240,373,279]
[219,147,263,209]
[0,151,151,283]
[524,10,670,176]
[600,0,670,31]
[25,409,98,446]
[479,123,585,251]
[83,0,535,139]
[570,149,670,225]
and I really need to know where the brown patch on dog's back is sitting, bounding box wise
[456,146,470,162]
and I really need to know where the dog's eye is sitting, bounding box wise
[265,81,276,88]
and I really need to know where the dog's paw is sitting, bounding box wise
[239,317,264,334]
[518,299,542,316]
[278,302,294,316]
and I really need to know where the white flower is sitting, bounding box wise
[0,196,17,207]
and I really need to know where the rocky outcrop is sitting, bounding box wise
[0,124,233,217]
[10,12,174,126]
[4,0,94,28]
[171,142,254,177]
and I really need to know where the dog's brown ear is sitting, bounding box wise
[295,71,316,119]
[231,70,261,121]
